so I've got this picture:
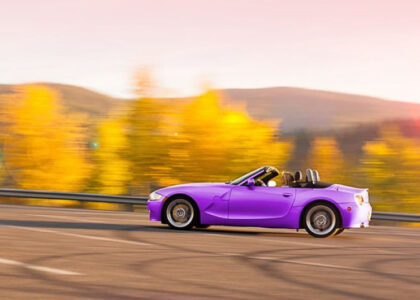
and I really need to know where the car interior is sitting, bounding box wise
[254,168,331,188]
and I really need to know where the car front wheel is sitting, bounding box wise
[304,203,339,238]
[165,198,196,230]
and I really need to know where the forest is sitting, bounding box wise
[1,79,419,213]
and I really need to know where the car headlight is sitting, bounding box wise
[149,191,163,201]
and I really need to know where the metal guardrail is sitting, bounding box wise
[0,188,419,222]
[372,211,420,222]
[0,188,147,205]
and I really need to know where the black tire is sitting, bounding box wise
[303,202,340,238]
[164,197,197,230]
[334,228,345,236]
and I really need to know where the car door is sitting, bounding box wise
[228,185,296,227]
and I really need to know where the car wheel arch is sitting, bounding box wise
[161,194,201,225]
[299,200,343,229]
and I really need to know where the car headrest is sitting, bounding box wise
[306,169,314,184]
[313,170,320,182]
[294,171,303,181]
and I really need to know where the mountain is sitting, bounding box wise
[1,83,420,133]
[220,87,420,133]
[0,83,122,118]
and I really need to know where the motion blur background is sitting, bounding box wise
[1,0,420,213]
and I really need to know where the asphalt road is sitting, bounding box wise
[0,204,419,300]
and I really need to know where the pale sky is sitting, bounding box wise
[1,0,420,102]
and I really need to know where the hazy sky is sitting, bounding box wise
[1,0,420,102]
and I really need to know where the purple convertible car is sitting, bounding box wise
[147,166,372,237]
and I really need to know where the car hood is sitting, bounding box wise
[165,182,226,188]
[155,182,227,194]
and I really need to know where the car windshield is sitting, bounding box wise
[228,167,265,185]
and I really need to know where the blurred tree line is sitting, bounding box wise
[0,77,419,213]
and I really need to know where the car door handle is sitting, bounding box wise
[283,193,293,197]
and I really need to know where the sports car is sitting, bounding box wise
[147,166,372,237]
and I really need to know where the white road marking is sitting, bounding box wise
[0,204,148,217]
[252,256,365,271]
[0,257,82,275]
[24,213,148,223]
[250,255,418,277]
[207,230,406,255]
[25,214,107,223]
[207,231,341,248]
[347,230,420,238]
[5,225,152,247]
[22,214,150,227]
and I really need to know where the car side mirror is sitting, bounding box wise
[268,180,277,187]
[246,178,255,187]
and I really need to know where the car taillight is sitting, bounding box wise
[355,194,364,206]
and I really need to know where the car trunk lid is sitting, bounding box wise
[334,184,369,202]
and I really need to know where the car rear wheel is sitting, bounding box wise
[165,198,196,230]
[304,203,339,238]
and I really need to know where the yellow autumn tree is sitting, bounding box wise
[125,69,173,194]
[167,90,293,184]
[120,69,293,192]
[90,117,130,195]
[308,137,346,183]
[0,85,90,198]
[0,155,4,186]
[84,116,131,210]
[361,125,420,213]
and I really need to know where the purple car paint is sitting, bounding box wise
[147,166,372,237]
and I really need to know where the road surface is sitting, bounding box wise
[0,204,419,299]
